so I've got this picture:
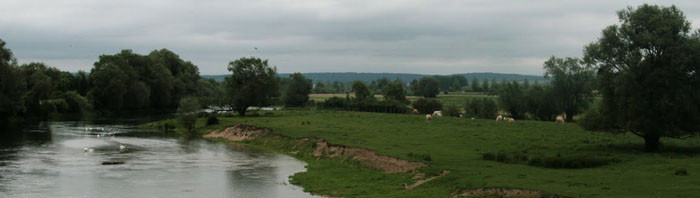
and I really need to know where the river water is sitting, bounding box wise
[0,121,318,198]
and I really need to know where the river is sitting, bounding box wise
[0,121,319,198]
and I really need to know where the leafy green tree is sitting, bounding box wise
[524,84,558,120]
[351,81,370,100]
[582,4,700,152]
[471,77,480,92]
[416,77,440,98]
[481,78,490,92]
[88,63,128,111]
[224,57,279,116]
[283,73,312,107]
[177,97,200,134]
[543,56,596,122]
[499,81,526,119]
[74,71,90,96]
[376,77,390,93]
[382,79,407,102]
[0,39,26,121]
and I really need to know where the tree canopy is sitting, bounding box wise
[283,73,312,107]
[543,56,596,122]
[224,57,279,116]
[415,77,440,98]
[582,4,700,152]
[351,81,371,100]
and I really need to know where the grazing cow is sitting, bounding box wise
[505,117,515,122]
[412,109,419,115]
[425,114,432,121]
[496,115,504,121]
[556,115,565,123]
[432,111,443,117]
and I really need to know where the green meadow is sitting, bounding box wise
[144,110,700,197]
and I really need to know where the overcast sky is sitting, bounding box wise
[2,0,700,75]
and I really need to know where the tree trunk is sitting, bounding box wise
[644,136,660,152]
[237,106,248,117]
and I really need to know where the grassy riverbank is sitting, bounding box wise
[143,110,700,197]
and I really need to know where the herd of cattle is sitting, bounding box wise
[414,108,566,123]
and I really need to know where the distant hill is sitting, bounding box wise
[203,72,545,84]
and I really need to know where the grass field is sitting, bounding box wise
[145,110,700,197]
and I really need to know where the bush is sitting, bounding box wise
[321,96,347,108]
[442,104,461,117]
[413,98,442,114]
[465,97,498,118]
[579,100,613,131]
[206,114,219,126]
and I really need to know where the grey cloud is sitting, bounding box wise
[2,0,700,75]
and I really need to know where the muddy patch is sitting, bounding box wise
[204,123,272,141]
[205,123,425,173]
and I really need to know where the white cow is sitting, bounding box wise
[496,115,504,121]
[425,114,433,121]
[556,115,565,123]
[432,111,443,117]
[505,117,515,122]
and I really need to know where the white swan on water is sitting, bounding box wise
[84,148,94,152]
[119,144,126,150]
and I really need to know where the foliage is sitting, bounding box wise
[88,49,201,112]
[320,96,408,114]
[177,97,200,133]
[498,81,526,119]
[381,79,407,103]
[442,104,461,117]
[414,77,440,97]
[224,57,279,116]
[0,39,26,121]
[412,98,442,114]
[523,84,558,121]
[465,97,498,118]
[582,4,700,151]
[351,81,370,100]
[283,73,312,107]
[543,56,596,122]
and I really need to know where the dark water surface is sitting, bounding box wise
[0,121,318,198]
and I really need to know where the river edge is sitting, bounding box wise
[198,123,433,198]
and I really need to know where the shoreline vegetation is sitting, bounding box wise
[142,110,700,197]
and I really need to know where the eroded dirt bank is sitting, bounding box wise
[204,123,425,173]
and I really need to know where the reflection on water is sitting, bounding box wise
[0,121,318,198]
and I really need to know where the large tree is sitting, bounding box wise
[582,4,700,152]
[0,39,26,121]
[224,57,279,116]
[283,73,312,107]
[351,81,370,100]
[416,77,440,98]
[543,56,596,122]
[382,79,407,102]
